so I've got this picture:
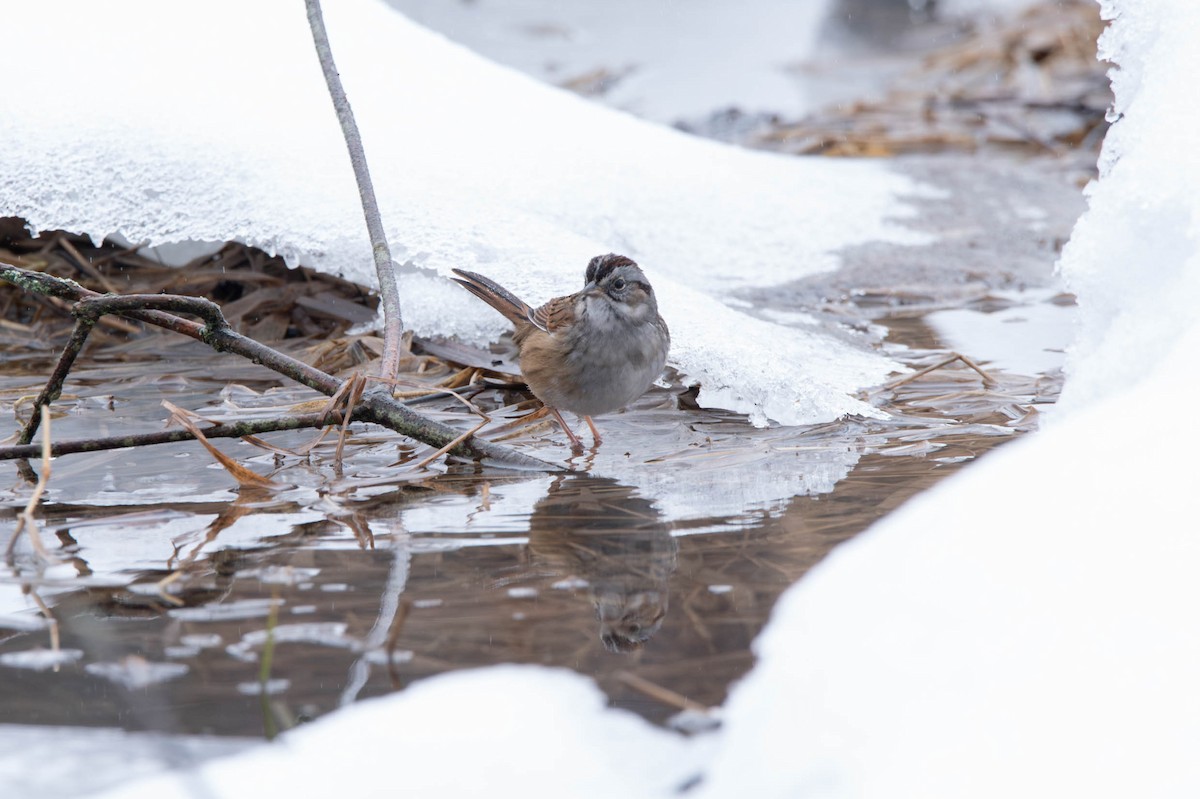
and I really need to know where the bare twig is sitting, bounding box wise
[413,417,490,471]
[375,375,496,469]
[340,538,410,704]
[484,404,552,439]
[884,352,997,389]
[158,500,260,605]
[260,590,283,740]
[384,597,412,688]
[154,570,186,608]
[25,586,61,662]
[5,408,63,659]
[614,671,715,715]
[305,0,405,379]
[46,295,140,335]
[58,236,120,294]
[163,401,281,489]
[7,407,56,563]
[334,373,369,467]
[89,240,146,269]
[18,315,96,444]
[1,411,343,461]
[0,262,559,470]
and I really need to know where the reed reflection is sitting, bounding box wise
[527,475,677,653]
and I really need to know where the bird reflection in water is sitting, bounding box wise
[527,476,677,653]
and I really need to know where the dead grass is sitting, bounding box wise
[761,0,1109,167]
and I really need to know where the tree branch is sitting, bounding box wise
[3,412,340,460]
[0,262,559,471]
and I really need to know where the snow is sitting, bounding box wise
[92,0,1200,795]
[0,725,249,799]
[691,2,1200,794]
[1055,0,1200,415]
[698,330,1200,799]
[94,666,707,799]
[9,0,1200,795]
[0,0,931,428]
[708,0,1200,793]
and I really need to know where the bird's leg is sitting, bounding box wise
[583,415,603,446]
[548,407,585,453]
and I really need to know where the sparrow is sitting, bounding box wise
[451,254,670,452]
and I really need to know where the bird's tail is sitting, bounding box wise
[450,268,533,327]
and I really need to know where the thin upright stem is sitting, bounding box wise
[18,315,96,444]
[305,0,405,380]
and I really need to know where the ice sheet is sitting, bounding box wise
[924,289,1073,376]
[0,0,929,426]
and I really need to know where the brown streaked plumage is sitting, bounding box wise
[451,254,670,453]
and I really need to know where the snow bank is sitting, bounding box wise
[698,327,1200,799]
[1056,0,1200,413]
[0,725,249,799]
[94,665,703,799]
[0,0,928,426]
[699,0,1200,795]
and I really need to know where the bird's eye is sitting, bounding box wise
[612,277,626,291]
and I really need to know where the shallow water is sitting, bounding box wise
[0,3,1089,792]
[0,288,1062,760]
[0,147,1079,799]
